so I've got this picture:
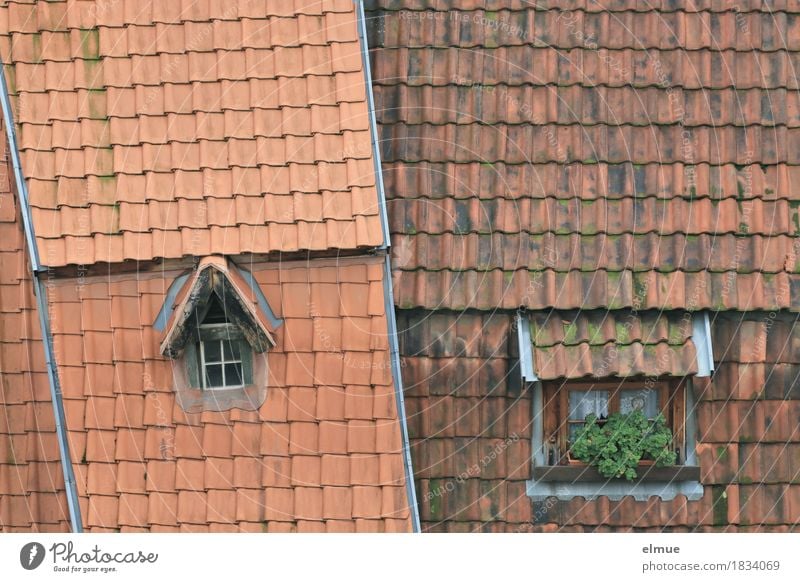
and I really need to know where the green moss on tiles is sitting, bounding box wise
[586,321,602,344]
[428,480,443,520]
[80,29,100,59]
[736,179,746,200]
[738,476,753,485]
[31,33,42,63]
[86,88,108,119]
[711,485,728,526]
[633,275,648,304]
[615,321,631,344]
[642,345,658,360]
[110,201,121,234]
[667,322,684,344]
[562,321,577,344]
[688,185,697,199]
[82,60,104,90]
[764,188,774,196]
[715,446,727,459]
[738,222,749,234]
[790,202,800,236]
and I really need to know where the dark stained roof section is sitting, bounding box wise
[528,309,698,379]
[368,2,800,311]
[0,0,385,267]
[397,309,800,532]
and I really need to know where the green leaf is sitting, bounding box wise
[569,410,676,480]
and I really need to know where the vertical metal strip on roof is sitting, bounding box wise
[0,65,84,532]
[381,254,421,532]
[356,0,420,531]
[515,312,538,382]
[692,312,715,377]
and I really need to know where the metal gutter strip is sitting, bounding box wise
[355,0,421,531]
[692,312,715,377]
[0,65,84,532]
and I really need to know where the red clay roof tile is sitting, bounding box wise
[3,2,382,266]
[262,487,291,522]
[261,455,291,488]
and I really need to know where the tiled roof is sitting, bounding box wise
[0,121,70,531]
[45,256,412,532]
[528,309,698,379]
[1,0,384,267]
[368,2,800,311]
[398,309,800,532]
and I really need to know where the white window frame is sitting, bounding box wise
[198,324,246,390]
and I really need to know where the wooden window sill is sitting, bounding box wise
[532,465,701,483]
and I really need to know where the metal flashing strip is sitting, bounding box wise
[526,478,704,502]
[355,0,420,531]
[0,68,83,531]
[153,272,191,332]
[692,312,715,377]
[230,264,283,329]
[382,253,422,532]
[355,0,391,250]
[516,312,538,383]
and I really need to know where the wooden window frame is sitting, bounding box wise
[542,376,687,467]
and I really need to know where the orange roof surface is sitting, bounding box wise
[0,117,70,531]
[1,0,384,267]
[44,256,411,532]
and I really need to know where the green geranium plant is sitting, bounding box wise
[569,410,677,481]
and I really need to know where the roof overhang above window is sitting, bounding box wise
[158,256,278,358]
[515,309,715,382]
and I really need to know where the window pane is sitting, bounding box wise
[204,341,221,363]
[569,390,609,420]
[568,424,583,444]
[205,364,223,387]
[223,339,241,361]
[224,363,243,386]
[620,388,658,418]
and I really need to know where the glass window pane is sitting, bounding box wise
[620,388,659,417]
[204,340,222,363]
[205,364,223,387]
[224,363,243,386]
[568,423,583,444]
[223,340,241,361]
[569,390,609,421]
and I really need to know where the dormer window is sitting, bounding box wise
[157,256,279,412]
[517,309,713,502]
